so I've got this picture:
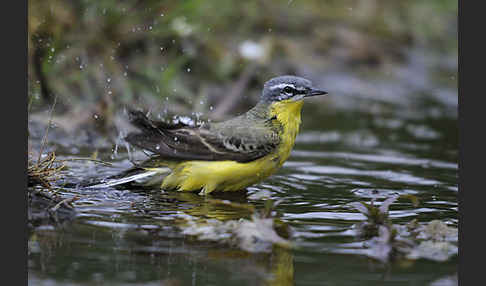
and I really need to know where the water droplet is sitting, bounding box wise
[113,144,119,156]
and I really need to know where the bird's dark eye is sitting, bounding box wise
[283,86,293,94]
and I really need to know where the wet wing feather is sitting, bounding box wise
[125,110,279,163]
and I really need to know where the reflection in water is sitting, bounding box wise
[168,191,255,220]
[29,191,296,285]
[266,246,294,286]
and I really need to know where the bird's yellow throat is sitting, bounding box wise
[159,99,304,194]
[270,99,304,142]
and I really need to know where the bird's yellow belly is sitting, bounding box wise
[161,156,280,194]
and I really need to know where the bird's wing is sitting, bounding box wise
[125,110,280,163]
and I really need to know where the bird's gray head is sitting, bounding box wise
[261,75,327,102]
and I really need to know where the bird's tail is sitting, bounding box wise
[87,166,171,189]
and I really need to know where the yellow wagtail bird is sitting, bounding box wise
[96,76,327,194]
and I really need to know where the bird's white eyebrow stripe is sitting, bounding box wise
[269,83,296,90]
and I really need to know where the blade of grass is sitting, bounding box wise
[37,95,57,164]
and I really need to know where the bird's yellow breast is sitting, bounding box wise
[161,100,304,194]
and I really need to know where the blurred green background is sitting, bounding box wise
[28,0,457,135]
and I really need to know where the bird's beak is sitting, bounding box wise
[305,88,328,98]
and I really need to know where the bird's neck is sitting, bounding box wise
[269,99,303,137]
[250,100,304,123]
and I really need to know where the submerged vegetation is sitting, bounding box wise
[349,195,458,264]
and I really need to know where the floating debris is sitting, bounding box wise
[406,240,458,262]
[181,213,290,253]
[348,195,458,263]
[28,151,65,188]
[415,220,458,242]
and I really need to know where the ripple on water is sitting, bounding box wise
[83,220,139,229]
[351,188,418,199]
[291,150,457,170]
[297,165,442,186]
[284,211,366,221]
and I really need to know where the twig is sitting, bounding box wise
[60,157,113,166]
[37,95,57,164]
[50,196,79,212]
